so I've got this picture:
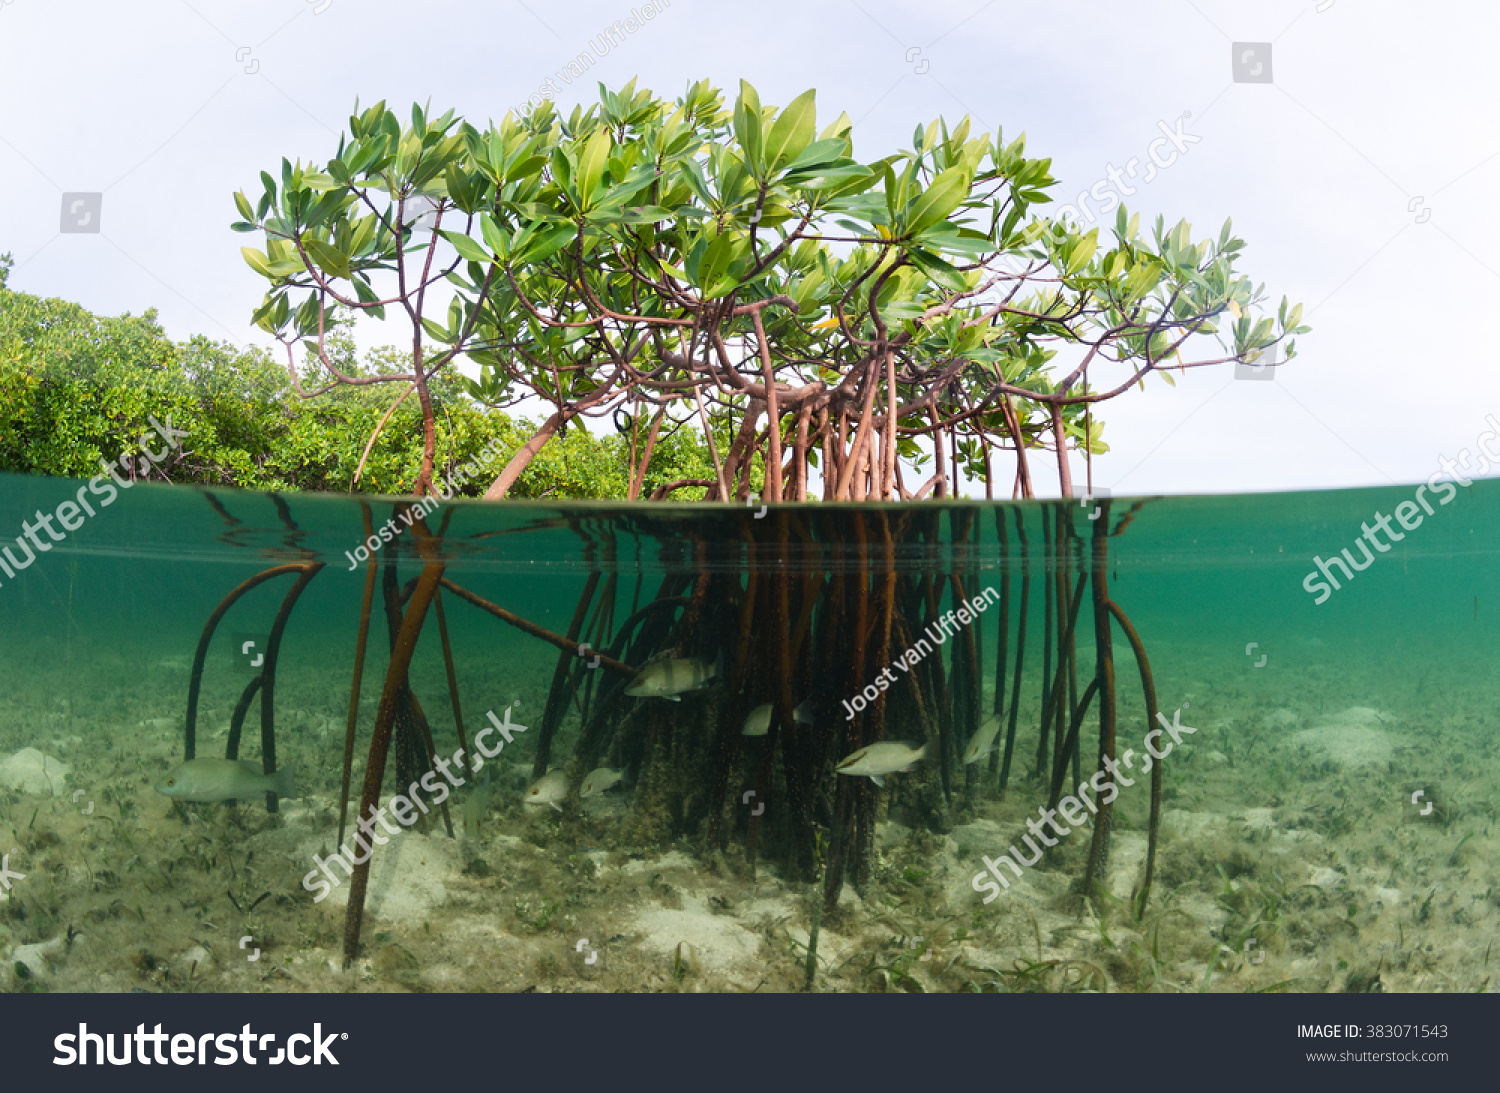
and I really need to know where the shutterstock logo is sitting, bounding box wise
[54,1023,344,1066]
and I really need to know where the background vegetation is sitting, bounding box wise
[0,253,721,500]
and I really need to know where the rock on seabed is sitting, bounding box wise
[0,747,70,797]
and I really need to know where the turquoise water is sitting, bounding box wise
[0,473,1495,993]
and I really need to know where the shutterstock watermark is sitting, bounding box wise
[1301,417,1495,604]
[302,704,525,902]
[1026,113,1200,248]
[841,586,1000,720]
[0,850,24,892]
[970,706,1197,903]
[513,0,671,118]
[0,416,187,591]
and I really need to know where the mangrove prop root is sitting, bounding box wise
[184,563,310,761]
[857,511,897,888]
[380,547,429,802]
[1047,678,1100,810]
[948,508,979,793]
[222,673,263,810]
[437,578,635,676]
[1036,513,1055,781]
[823,514,873,908]
[340,502,379,850]
[992,505,1011,747]
[433,589,473,784]
[224,674,263,762]
[1082,501,1118,902]
[314,496,1165,952]
[1051,507,1074,787]
[1065,527,1083,791]
[342,538,446,968]
[575,572,619,730]
[568,575,691,796]
[1040,569,1089,799]
[999,506,1030,792]
[890,612,947,837]
[258,563,324,811]
[537,572,602,780]
[745,696,775,871]
[920,569,955,803]
[773,510,813,877]
[706,563,757,851]
[407,689,456,838]
[846,513,872,893]
[1109,599,1162,918]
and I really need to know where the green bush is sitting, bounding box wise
[0,255,716,500]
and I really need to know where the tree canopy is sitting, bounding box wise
[234,78,1307,503]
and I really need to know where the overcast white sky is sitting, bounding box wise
[1,0,1496,498]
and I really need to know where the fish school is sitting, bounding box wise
[841,585,1001,721]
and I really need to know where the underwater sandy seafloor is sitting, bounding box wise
[1,628,1496,995]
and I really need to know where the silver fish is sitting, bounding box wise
[835,741,926,788]
[624,654,721,701]
[523,769,568,811]
[963,715,1003,765]
[742,701,816,736]
[155,759,294,803]
[463,769,493,837]
[580,766,627,798]
[743,704,774,736]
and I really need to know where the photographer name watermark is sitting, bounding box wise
[343,438,505,570]
[842,586,1000,720]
